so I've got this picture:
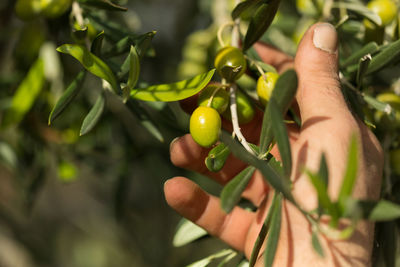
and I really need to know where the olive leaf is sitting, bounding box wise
[231,0,261,20]
[80,93,105,136]
[173,218,208,247]
[130,69,215,102]
[103,31,156,58]
[57,44,120,93]
[91,31,105,56]
[259,69,298,155]
[337,135,358,213]
[123,46,140,102]
[366,39,400,75]
[220,166,256,213]
[344,199,400,221]
[49,70,87,125]
[264,193,282,267]
[2,58,45,127]
[78,0,127,11]
[186,249,235,267]
[243,0,281,51]
[340,42,378,68]
[331,2,382,26]
[205,143,230,172]
[311,230,324,257]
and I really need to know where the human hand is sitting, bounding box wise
[164,23,383,266]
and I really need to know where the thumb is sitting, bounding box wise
[295,23,350,123]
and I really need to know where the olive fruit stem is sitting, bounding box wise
[217,21,235,47]
[207,85,226,107]
[229,84,256,155]
[245,55,267,79]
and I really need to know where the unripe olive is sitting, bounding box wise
[198,84,229,114]
[256,72,279,106]
[223,91,255,124]
[190,106,221,148]
[296,0,324,16]
[374,92,400,130]
[15,0,41,20]
[214,46,247,82]
[366,0,398,26]
[41,0,72,18]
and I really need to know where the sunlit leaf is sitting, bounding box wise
[205,143,230,172]
[259,69,298,154]
[243,0,281,51]
[57,44,119,93]
[173,218,208,247]
[338,135,358,212]
[366,39,400,75]
[49,70,86,125]
[80,93,105,136]
[268,98,292,178]
[187,249,234,267]
[2,59,45,127]
[78,0,127,11]
[123,46,140,102]
[130,69,215,102]
[264,193,282,267]
[221,166,256,213]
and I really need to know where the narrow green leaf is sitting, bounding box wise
[363,94,393,116]
[173,218,208,247]
[57,44,119,93]
[311,231,324,257]
[264,194,282,267]
[49,70,86,125]
[103,31,156,58]
[216,251,237,267]
[332,2,382,26]
[268,98,292,178]
[259,69,298,154]
[231,0,260,19]
[249,192,279,266]
[356,54,371,88]
[243,0,281,51]
[91,31,105,56]
[305,171,334,215]
[86,13,128,42]
[337,135,358,212]
[220,131,293,202]
[127,46,140,90]
[205,143,230,172]
[78,0,127,11]
[130,69,215,102]
[187,249,234,267]
[221,166,256,213]
[340,42,379,67]
[80,93,105,136]
[366,39,400,75]
[344,199,400,221]
[2,59,45,127]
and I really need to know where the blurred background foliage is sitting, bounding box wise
[0,0,400,266]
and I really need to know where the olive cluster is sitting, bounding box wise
[189,46,280,148]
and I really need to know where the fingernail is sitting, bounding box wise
[313,23,338,54]
[169,137,180,151]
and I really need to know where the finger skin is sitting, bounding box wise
[164,177,255,252]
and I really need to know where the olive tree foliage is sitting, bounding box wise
[0,0,400,266]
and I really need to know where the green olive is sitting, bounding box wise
[366,0,398,26]
[223,91,255,124]
[214,46,247,82]
[198,84,229,114]
[256,72,280,106]
[15,0,41,20]
[374,92,400,130]
[41,0,72,18]
[190,106,221,147]
[296,0,324,16]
